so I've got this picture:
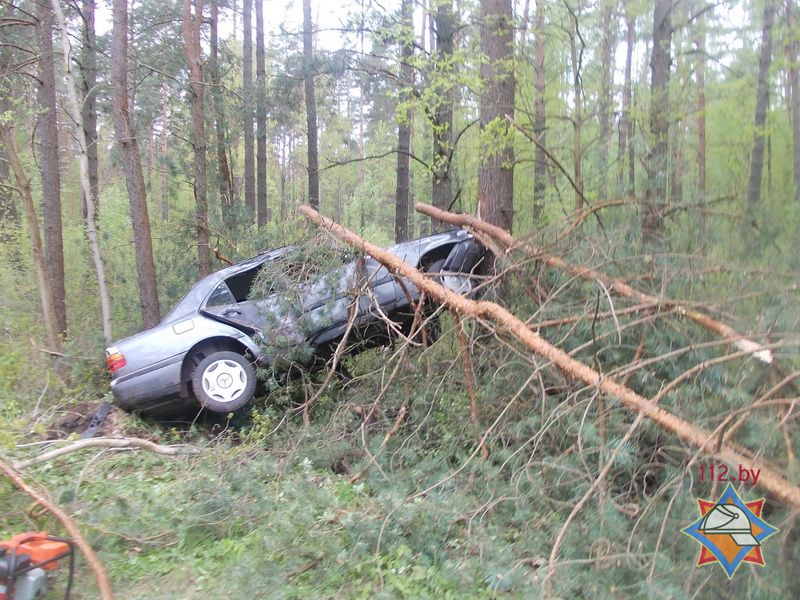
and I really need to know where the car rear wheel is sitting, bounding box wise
[192,351,256,412]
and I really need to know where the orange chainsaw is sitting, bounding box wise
[0,532,74,600]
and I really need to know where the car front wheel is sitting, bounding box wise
[192,351,256,412]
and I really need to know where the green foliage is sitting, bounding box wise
[1,0,799,597]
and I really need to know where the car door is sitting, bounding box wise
[200,262,305,348]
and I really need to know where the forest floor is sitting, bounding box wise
[2,218,798,599]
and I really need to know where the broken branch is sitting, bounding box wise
[13,437,199,470]
[298,204,800,508]
[415,202,773,364]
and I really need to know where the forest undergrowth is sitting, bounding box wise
[1,206,799,599]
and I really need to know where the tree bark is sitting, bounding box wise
[431,0,455,221]
[160,83,170,221]
[358,0,366,189]
[242,0,255,219]
[301,203,798,509]
[256,0,268,226]
[477,0,515,233]
[81,0,98,223]
[0,133,16,246]
[303,0,320,210]
[182,0,211,277]
[568,5,584,211]
[597,0,616,201]
[0,78,15,242]
[210,0,234,222]
[786,0,800,203]
[394,0,413,243]
[280,135,288,221]
[669,1,686,208]
[746,0,775,206]
[0,122,60,351]
[618,10,635,196]
[36,0,67,339]
[52,0,113,343]
[112,0,161,328]
[532,0,547,217]
[643,0,672,245]
[694,8,707,239]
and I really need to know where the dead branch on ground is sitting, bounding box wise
[13,437,199,470]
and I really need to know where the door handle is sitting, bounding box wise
[223,309,242,317]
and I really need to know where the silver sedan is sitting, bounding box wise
[106,230,484,415]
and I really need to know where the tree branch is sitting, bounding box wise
[0,457,114,599]
[13,437,199,470]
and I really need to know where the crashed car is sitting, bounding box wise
[106,230,484,415]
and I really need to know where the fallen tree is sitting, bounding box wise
[415,202,774,364]
[298,204,800,508]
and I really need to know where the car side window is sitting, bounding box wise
[206,282,236,308]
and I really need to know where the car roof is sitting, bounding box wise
[162,230,471,324]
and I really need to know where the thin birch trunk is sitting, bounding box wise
[51,0,112,342]
[0,123,60,351]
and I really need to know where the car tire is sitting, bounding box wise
[192,351,256,412]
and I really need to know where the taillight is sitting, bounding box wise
[106,347,127,373]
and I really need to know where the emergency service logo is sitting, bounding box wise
[682,483,778,577]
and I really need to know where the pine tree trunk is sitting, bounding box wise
[394,0,413,242]
[242,0,255,219]
[52,0,113,342]
[669,1,685,208]
[81,0,99,223]
[112,0,161,327]
[358,0,366,188]
[160,83,170,221]
[746,0,775,206]
[618,11,635,195]
[0,122,16,245]
[210,0,234,220]
[532,0,547,218]
[598,0,616,201]
[0,122,60,351]
[569,7,584,211]
[431,0,455,221]
[182,0,211,277]
[643,0,672,245]
[694,9,706,238]
[477,0,515,232]
[786,0,800,203]
[280,135,287,221]
[303,0,319,210]
[256,0,268,226]
[0,89,14,242]
[36,0,66,339]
